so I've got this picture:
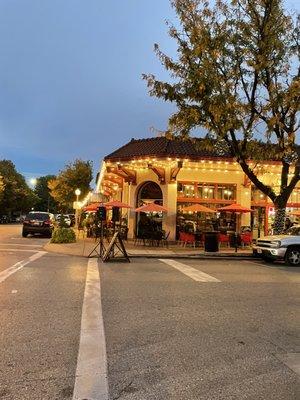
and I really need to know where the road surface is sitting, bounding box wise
[0,225,299,399]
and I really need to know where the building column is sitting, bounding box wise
[127,183,137,239]
[162,183,177,241]
[240,186,251,227]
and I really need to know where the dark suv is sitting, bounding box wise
[22,212,54,238]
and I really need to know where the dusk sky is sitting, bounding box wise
[0,0,298,184]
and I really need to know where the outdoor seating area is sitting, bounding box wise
[177,230,252,250]
[80,198,255,252]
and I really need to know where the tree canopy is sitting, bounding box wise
[0,160,37,215]
[144,0,300,232]
[48,159,93,210]
[34,175,58,213]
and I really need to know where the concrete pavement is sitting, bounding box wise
[102,257,300,400]
[0,225,299,399]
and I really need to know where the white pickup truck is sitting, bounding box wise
[253,225,300,265]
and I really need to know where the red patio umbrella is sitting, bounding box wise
[135,203,168,213]
[217,203,252,213]
[182,204,216,213]
[105,200,132,209]
[217,203,252,252]
[83,202,106,212]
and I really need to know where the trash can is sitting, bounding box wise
[204,231,219,252]
[229,232,241,248]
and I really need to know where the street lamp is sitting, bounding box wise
[30,178,37,187]
[75,188,81,230]
[75,188,81,201]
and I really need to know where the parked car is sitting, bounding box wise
[0,215,10,224]
[55,214,71,227]
[253,225,300,266]
[22,212,55,238]
[68,214,75,227]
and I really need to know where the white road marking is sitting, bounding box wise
[277,353,300,377]
[0,243,43,247]
[11,290,18,294]
[159,259,221,282]
[244,260,287,269]
[0,251,47,284]
[0,249,39,253]
[73,259,108,400]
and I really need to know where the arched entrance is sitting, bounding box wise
[136,181,163,237]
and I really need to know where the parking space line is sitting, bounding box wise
[72,259,108,400]
[243,260,280,268]
[0,251,47,284]
[0,243,43,247]
[276,353,300,377]
[159,259,221,282]
[0,249,40,252]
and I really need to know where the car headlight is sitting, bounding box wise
[270,240,281,248]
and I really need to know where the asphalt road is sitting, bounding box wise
[0,224,299,399]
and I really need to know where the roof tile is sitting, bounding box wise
[104,137,231,161]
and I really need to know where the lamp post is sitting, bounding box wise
[75,188,81,230]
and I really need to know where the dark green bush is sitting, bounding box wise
[51,227,76,243]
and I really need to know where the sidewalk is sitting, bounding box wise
[44,237,253,259]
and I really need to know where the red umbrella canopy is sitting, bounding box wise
[135,203,168,213]
[182,204,216,213]
[217,203,252,213]
[104,200,132,209]
[83,202,105,212]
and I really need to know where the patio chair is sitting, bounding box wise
[147,230,164,247]
[218,233,230,247]
[178,231,186,247]
[161,231,170,247]
[179,232,196,248]
[241,232,252,247]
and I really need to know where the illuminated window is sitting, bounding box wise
[196,184,215,199]
[216,185,236,200]
[177,183,195,198]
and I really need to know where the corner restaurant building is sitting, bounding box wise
[96,137,300,241]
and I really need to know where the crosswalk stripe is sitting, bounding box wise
[0,251,47,284]
[73,259,108,400]
[159,259,221,282]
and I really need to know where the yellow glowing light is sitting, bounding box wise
[29,178,37,186]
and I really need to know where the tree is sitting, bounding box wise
[34,175,58,213]
[48,159,93,210]
[0,175,5,203]
[144,0,300,233]
[0,160,37,215]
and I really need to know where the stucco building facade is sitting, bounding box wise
[96,137,300,240]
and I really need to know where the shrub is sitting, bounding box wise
[51,227,76,243]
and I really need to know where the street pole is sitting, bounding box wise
[75,188,81,231]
